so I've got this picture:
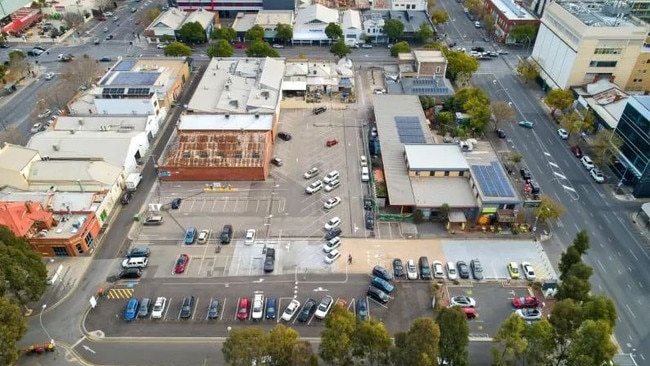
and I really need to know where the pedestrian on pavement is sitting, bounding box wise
[348,254,353,264]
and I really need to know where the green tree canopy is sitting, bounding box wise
[266,324,299,366]
[517,58,540,83]
[392,317,440,365]
[430,9,449,25]
[0,226,48,304]
[163,42,193,56]
[581,294,617,329]
[509,24,537,43]
[544,88,574,115]
[211,26,236,41]
[222,327,269,366]
[533,195,565,222]
[329,39,351,58]
[352,319,392,365]
[437,307,470,366]
[591,129,623,165]
[491,314,528,365]
[274,23,293,43]
[383,19,405,42]
[523,320,555,366]
[491,100,516,129]
[325,22,343,40]
[414,23,434,43]
[566,320,618,366]
[444,50,480,81]
[292,340,318,365]
[390,41,410,57]
[246,24,265,41]
[245,40,280,57]
[0,297,27,366]
[319,304,355,365]
[177,21,205,44]
[207,39,234,58]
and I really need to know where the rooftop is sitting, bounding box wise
[410,177,477,207]
[341,9,362,30]
[386,77,454,97]
[178,114,273,131]
[488,0,536,21]
[150,8,187,30]
[42,213,91,239]
[404,144,470,171]
[295,4,339,26]
[0,143,39,172]
[54,116,150,131]
[187,57,284,114]
[28,160,123,186]
[184,8,214,27]
[413,49,446,63]
[255,10,294,26]
[232,12,257,32]
[632,94,650,112]
[557,1,642,27]
[574,80,628,129]
[361,10,431,33]
[0,201,52,236]
[463,141,519,203]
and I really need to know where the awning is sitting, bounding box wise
[481,207,497,213]
[282,81,306,91]
[448,211,467,223]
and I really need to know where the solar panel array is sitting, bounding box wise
[127,87,151,96]
[412,86,451,95]
[114,60,136,71]
[413,79,438,85]
[395,116,426,144]
[102,87,125,97]
[112,72,160,86]
[473,161,515,197]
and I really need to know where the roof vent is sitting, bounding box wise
[225,114,230,118]
[255,113,259,118]
[69,129,75,134]
[78,118,84,125]
[52,144,60,151]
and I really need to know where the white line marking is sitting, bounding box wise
[562,185,576,192]
[625,304,637,319]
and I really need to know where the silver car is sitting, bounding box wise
[406,259,418,280]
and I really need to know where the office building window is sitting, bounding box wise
[53,247,69,256]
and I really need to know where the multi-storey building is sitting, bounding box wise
[614,96,650,198]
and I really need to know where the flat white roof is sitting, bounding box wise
[489,0,535,20]
[410,177,477,207]
[54,116,149,131]
[28,160,122,185]
[178,114,273,130]
[404,144,469,171]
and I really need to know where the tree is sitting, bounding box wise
[483,13,497,37]
[390,41,410,57]
[325,22,343,41]
[352,319,392,365]
[329,39,351,58]
[430,9,449,25]
[591,129,623,166]
[549,299,583,362]
[211,27,236,41]
[222,327,269,366]
[292,340,318,366]
[0,226,48,305]
[534,196,565,222]
[427,0,436,12]
[164,42,193,56]
[146,8,161,24]
[383,19,405,42]
[491,314,528,366]
[392,318,440,366]
[177,21,205,44]
[560,111,591,139]
[62,57,101,90]
[319,304,355,365]
[275,23,293,43]
[544,89,574,116]
[523,320,555,366]
[581,294,617,329]
[0,128,27,146]
[246,40,280,57]
[516,58,539,83]
[445,50,480,81]
[437,307,469,366]
[465,0,483,14]
[558,247,581,280]
[0,297,27,366]
[572,230,590,255]
[246,24,265,41]
[566,320,617,366]
[465,98,491,133]
[414,23,434,43]
[439,203,451,219]
[61,11,85,29]
[420,95,435,110]
[491,100,515,129]
[207,39,234,58]
[94,0,112,12]
[453,87,490,109]
[266,324,299,366]
[556,275,591,302]
[509,24,537,44]
[36,82,77,112]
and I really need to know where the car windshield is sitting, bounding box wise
[239,307,247,313]
[449,268,457,273]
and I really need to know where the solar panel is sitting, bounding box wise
[102,87,125,96]
[127,87,151,95]
[413,86,451,95]
[472,163,515,198]
[395,116,426,144]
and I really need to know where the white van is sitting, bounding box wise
[121,257,149,269]
[361,167,370,182]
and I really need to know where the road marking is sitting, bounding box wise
[543,152,551,157]
[597,260,606,272]
[552,171,565,179]
[82,345,96,354]
[71,336,86,349]
[549,162,559,168]
[625,304,637,319]
[639,281,644,289]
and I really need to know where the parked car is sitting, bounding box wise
[119,268,142,279]
[324,217,342,230]
[126,247,150,258]
[326,138,338,147]
[590,167,605,183]
[323,171,340,184]
[512,296,539,309]
[151,297,166,319]
[30,123,43,133]
[364,197,373,211]
[406,259,418,280]
[197,229,210,244]
[470,259,484,280]
[433,261,445,279]
[393,258,404,278]
[325,228,342,240]
[44,72,55,80]
[265,298,277,319]
[277,131,292,141]
[272,43,284,48]
[314,295,334,319]
[457,261,470,279]
[174,254,189,274]
[371,276,394,294]
[515,308,543,321]
[518,120,534,128]
[208,300,220,319]
[120,191,133,205]
[237,298,250,320]
[245,229,256,245]
[361,43,373,48]
[446,262,458,280]
[520,168,532,181]
[220,224,233,244]
[496,129,506,138]
[521,262,536,280]
[38,109,51,119]
[156,43,166,49]
[138,297,152,318]
[306,180,323,194]
[184,227,197,245]
[356,298,369,321]
[324,179,341,192]
[171,198,182,209]
[271,157,283,166]
[313,106,327,115]
[372,265,394,281]
[323,197,342,210]
[281,299,300,321]
[304,167,319,179]
[462,307,478,319]
[581,155,595,170]
[98,57,112,62]
[124,298,139,321]
[571,145,583,158]
[180,296,195,319]
[324,249,341,264]
[365,213,375,230]
[507,262,520,279]
[557,128,569,140]
[251,294,264,321]
[367,286,390,304]
[105,34,114,40]
[298,299,317,322]
[450,296,476,308]
[323,237,341,253]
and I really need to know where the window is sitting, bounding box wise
[76,243,84,254]
[444,171,450,176]
[589,60,617,67]
[594,48,622,55]
[53,247,69,256]
[436,66,441,74]
[85,232,94,248]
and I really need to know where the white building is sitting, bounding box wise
[388,0,427,11]
[232,10,295,40]
[293,4,340,45]
[341,9,363,46]
[53,115,161,141]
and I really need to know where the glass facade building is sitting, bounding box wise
[615,96,650,198]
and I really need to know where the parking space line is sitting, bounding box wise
[163,297,172,320]
[219,298,227,321]
[206,297,213,320]
[234,297,241,321]
[222,197,230,212]
[200,200,206,212]
[192,298,200,320]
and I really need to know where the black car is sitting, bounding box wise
[171,198,182,209]
[372,265,394,281]
[496,129,506,138]
[105,34,114,40]
[471,46,485,53]
[277,131,292,141]
[264,248,275,273]
[470,259,484,280]
[126,247,150,258]
[457,261,470,279]
[265,298,277,319]
[367,286,390,304]
[119,268,142,279]
[220,224,233,244]
[99,57,112,62]
[356,298,369,321]
[313,106,327,115]
[365,213,374,230]
[180,296,195,319]
[0,43,8,48]
[120,191,133,205]
[363,197,373,211]
[208,300,220,319]
[138,298,152,318]
[298,299,317,322]
[520,168,532,182]
[325,227,342,240]
[392,258,404,278]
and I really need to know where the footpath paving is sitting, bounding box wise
[337,238,445,274]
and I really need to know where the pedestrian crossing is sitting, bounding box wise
[105,288,134,299]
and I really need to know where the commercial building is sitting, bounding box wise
[169,0,293,18]
[231,10,295,41]
[293,4,340,45]
[159,57,284,181]
[361,9,432,43]
[572,79,628,130]
[531,1,648,91]
[625,33,650,93]
[143,8,218,43]
[283,58,355,98]
[614,96,650,198]
[385,49,454,99]
[483,0,539,43]
[341,9,363,46]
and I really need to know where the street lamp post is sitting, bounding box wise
[39,304,55,346]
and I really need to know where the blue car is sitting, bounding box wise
[124,298,140,321]
[371,276,395,294]
[265,298,277,319]
[184,227,197,245]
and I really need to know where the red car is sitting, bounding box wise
[326,139,338,147]
[96,16,107,21]
[174,254,189,274]
[237,298,250,320]
[462,307,477,319]
[570,145,583,158]
[511,296,539,309]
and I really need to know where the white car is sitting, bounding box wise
[515,308,543,321]
[103,11,113,17]
[324,179,340,192]
[406,259,418,280]
[446,262,458,280]
[197,230,210,244]
[360,155,368,167]
[272,43,284,49]
[580,155,594,170]
[245,229,256,245]
[251,294,264,321]
[450,296,476,308]
[281,299,300,321]
[323,171,340,184]
[521,262,536,280]
[38,109,51,119]
[557,128,569,140]
[590,168,604,183]
[151,297,167,319]
[323,197,342,210]
[433,261,445,279]
[325,249,341,264]
[324,217,341,230]
[322,237,341,253]
[303,167,319,179]
[156,43,166,49]
[314,295,333,319]
[44,72,55,80]
[30,123,43,133]
[306,180,323,194]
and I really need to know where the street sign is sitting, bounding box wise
[158,171,171,178]
[89,296,97,308]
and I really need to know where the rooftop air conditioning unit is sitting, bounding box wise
[52,145,60,151]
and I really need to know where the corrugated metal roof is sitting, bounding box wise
[405,144,469,171]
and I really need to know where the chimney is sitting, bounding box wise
[25,201,32,213]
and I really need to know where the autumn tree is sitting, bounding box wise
[544,89,574,116]
[352,319,392,365]
[392,317,440,365]
[146,8,161,24]
[437,307,469,366]
[534,196,565,223]
[491,100,515,129]
[222,327,269,366]
[560,111,592,139]
[390,41,410,57]
[431,9,449,25]
[61,11,85,29]
[516,58,540,83]
[292,340,318,365]
[266,324,299,366]
[591,129,623,165]
[319,304,355,365]
[62,57,101,90]
[36,81,77,112]
[164,42,193,56]
[325,22,343,40]
[274,23,293,43]
[246,24,265,41]
[246,40,280,57]
[0,226,48,305]
[94,0,112,12]
[0,298,27,366]
[207,39,234,58]
[211,27,236,42]
[465,0,483,14]
[414,23,434,43]
[383,19,405,42]
[483,13,497,37]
